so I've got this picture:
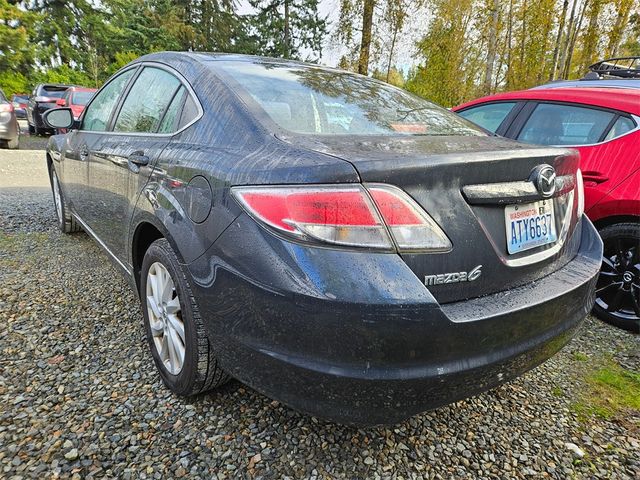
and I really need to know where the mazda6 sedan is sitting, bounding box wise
[44,53,602,425]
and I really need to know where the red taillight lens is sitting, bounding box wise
[232,184,452,252]
[232,185,394,249]
[0,103,13,113]
[367,185,452,251]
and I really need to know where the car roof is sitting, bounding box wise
[532,79,640,90]
[67,87,97,92]
[134,51,354,76]
[454,87,640,116]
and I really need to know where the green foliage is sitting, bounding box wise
[249,0,327,60]
[0,71,29,96]
[0,0,37,72]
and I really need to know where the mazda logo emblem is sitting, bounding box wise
[531,165,557,198]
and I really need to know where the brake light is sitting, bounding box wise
[232,186,394,249]
[232,184,452,252]
[0,103,14,113]
[367,185,452,251]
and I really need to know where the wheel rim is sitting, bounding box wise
[52,171,63,224]
[146,262,186,375]
[595,237,640,321]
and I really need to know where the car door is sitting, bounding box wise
[84,65,190,268]
[62,67,137,211]
[507,101,640,206]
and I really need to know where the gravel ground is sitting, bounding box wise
[1,152,639,479]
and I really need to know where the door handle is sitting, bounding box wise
[127,151,150,173]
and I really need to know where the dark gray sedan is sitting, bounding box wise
[43,53,602,425]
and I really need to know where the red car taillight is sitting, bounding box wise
[0,103,14,113]
[232,184,451,252]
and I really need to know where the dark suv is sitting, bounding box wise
[27,84,73,135]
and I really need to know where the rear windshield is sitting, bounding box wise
[13,95,28,102]
[216,61,483,137]
[41,86,69,98]
[72,91,94,106]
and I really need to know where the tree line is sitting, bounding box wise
[1,0,638,106]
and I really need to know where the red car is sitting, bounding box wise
[454,88,640,332]
[56,87,97,121]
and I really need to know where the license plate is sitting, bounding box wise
[505,200,557,254]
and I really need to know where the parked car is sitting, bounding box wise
[55,87,97,133]
[44,53,601,425]
[0,88,20,149]
[56,87,97,119]
[11,94,29,118]
[454,87,640,333]
[534,56,640,90]
[27,83,73,135]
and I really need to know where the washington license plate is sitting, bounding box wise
[505,200,557,254]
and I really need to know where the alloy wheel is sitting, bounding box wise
[146,262,186,375]
[595,237,640,321]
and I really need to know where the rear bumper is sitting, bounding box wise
[187,215,602,425]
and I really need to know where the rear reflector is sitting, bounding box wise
[367,184,452,251]
[232,184,452,252]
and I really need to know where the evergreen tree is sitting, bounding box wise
[249,0,327,60]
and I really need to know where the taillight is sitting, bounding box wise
[0,103,13,113]
[576,169,584,217]
[232,185,394,249]
[232,184,452,252]
[367,184,452,252]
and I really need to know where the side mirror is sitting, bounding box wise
[56,98,66,107]
[43,108,74,129]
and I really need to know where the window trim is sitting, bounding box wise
[455,100,526,136]
[510,100,639,147]
[77,61,203,137]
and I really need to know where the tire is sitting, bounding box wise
[592,222,640,333]
[7,136,19,149]
[50,167,81,234]
[28,123,35,135]
[140,238,229,395]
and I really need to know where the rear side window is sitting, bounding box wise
[157,87,186,134]
[178,93,198,128]
[82,69,135,132]
[603,116,636,141]
[114,67,181,133]
[517,103,615,146]
[457,102,516,133]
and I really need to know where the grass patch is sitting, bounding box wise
[551,385,564,397]
[573,352,589,362]
[573,361,640,421]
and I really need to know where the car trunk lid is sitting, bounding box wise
[281,133,582,303]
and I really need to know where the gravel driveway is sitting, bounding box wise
[1,151,638,479]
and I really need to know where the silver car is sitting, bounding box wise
[0,89,19,149]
